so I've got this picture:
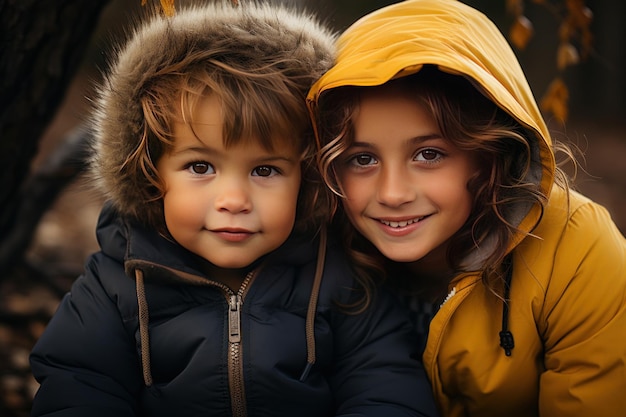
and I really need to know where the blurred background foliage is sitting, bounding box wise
[1,1,624,416]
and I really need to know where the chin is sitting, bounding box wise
[379,248,424,264]
[213,261,253,270]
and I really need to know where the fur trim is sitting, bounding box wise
[90,1,336,220]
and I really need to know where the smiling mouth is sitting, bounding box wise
[212,228,253,234]
[379,216,428,228]
[211,229,255,243]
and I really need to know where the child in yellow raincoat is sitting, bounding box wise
[308,0,626,415]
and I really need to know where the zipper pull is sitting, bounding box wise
[228,294,242,343]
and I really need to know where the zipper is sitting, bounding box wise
[130,260,259,411]
[227,270,256,417]
[439,286,457,309]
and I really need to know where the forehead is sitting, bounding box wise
[354,88,436,138]
[357,86,419,113]
[179,94,300,153]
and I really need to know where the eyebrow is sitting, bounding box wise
[351,133,442,147]
[170,146,299,164]
[253,155,300,165]
[169,146,215,158]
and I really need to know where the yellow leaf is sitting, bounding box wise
[509,15,534,50]
[557,42,579,70]
[540,78,570,123]
[567,0,593,27]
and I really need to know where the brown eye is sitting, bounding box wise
[188,162,213,175]
[415,149,444,163]
[355,154,374,165]
[346,153,378,169]
[252,166,278,177]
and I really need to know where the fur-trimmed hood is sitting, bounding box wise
[90,1,336,219]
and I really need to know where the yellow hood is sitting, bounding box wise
[308,0,556,246]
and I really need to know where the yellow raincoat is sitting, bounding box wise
[308,0,626,415]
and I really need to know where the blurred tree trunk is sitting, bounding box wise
[0,0,110,275]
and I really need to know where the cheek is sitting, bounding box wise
[338,173,368,213]
[284,181,301,221]
[339,191,366,235]
[459,164,480,216]
[457,189,474,222]
[337,166,356,197]
[162,187,207,228]
[264,177,300,229]
[336,173,371,231]
[436,174,470,201]
[442,176,474,226]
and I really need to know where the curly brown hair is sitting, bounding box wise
[315,66,574,303]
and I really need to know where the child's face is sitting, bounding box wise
[157,95,302,269]
[336,87,477,265]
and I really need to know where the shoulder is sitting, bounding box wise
[513,186,626,321]
[528,186,625,253]
[94,201,131,261]
[79,203,161,320]
[511,189,626,392]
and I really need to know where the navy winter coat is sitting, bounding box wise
[30,205,438,417]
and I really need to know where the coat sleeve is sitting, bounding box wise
[29,254,143,417]
[326,261,439,417]
[538,199,626,416]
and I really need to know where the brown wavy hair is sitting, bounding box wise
[121,55,331,235]
[315,66,574,303]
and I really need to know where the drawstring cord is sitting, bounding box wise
[135,269,154,386]
[133,230,328,385]
[499,256,515,356]
[299,228,327,381]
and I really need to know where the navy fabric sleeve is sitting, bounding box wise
[30,255,142,417]
[330,287,439,417]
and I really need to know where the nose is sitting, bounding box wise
[214,176,252,213]
[376,164,416,208]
